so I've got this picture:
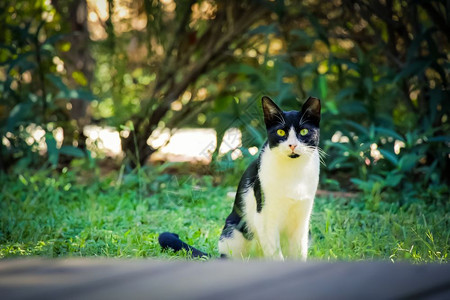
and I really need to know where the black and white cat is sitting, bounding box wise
[159,96,321,260]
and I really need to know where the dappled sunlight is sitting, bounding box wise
[87,0,148,40]
[150,127,244,162]
[86,0,108,40]
[394,140,405,155]
[331,131,350,143]
[84,125,122,157]
[10,125,415,165]
[13,125,248,162]
[112,126,246,162]
[370,143,382,162]
[26,125,45,148]
[151,128,216,162]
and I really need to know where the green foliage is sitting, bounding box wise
[320,43,449,201]
[247,0,450,202]
[1,0,448,264]
[0,1,94,170]
[310,196,448,262]
[0,168,448,262]
[0,167,227,258]
[2,0,448,204]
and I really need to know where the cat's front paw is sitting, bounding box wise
[268,250,284,261]
[274,253,285,261]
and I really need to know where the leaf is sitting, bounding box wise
[384,172,403,187]
[248,24,278,36]
[328,156,350,170]
[340,102,368,114]
[5,52,36,72]
[43,33,67,46]
[55,89,95,101]
[224,64,260,77]
[290,29,314,47]
[363,77,373,94]
[325,141,351,152]
[45,133,59,167]
[59,41,71,52]
[350,178,372,191]
[324,101,338,115]
[405,28,436,61]
[430,61,448,87]
[243,122,264,145]
[369,124,375,140]
[306,13,329,46]
[6,102,33,131]
[379,149,399,166]
[296,62,319,76]
[427,136,450,143]
[344,120,369,136]
[398,154,420,172]
[318,74,327,100]
[394,59,432,82]
[46,74,69,92]
[335,87,357,100]
[331,58,359,72]
[60,146,85,158]
[72,71,87,86]
[428,89,444,123]
[0,43,16,53]
[375,126,405,142]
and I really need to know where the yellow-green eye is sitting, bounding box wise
[300,128,309,136]
[277,129,286,136]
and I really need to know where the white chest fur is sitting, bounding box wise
[241,144,320,260]
[259,144,320,203]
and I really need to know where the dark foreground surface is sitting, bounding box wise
[1,259,449,300]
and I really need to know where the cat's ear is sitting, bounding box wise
[301,96,321,124]
[262,96,284,127]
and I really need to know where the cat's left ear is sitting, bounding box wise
[262,96,284,128]
[301,97,321,124]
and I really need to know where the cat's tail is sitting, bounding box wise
[158,232,210,258]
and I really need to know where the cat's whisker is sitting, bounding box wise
[274,113,286,126]
[318,155,326,166]
[317,147,327,158]
[298,113,306,127]
[303,145,326,166]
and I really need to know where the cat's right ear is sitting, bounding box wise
[262,96,284,127]
[301,96,321,125]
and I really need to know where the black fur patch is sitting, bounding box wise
[254,176,264,213]
[220,157,263,241]
[262,96,321,152]
[220,210,253,240]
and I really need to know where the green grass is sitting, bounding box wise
[0,166,448,262]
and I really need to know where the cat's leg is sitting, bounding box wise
[287,221,309,261]
[254,213,284,260]
[286,201,313,261]
[258,231,284,260]
[218,229,248,259]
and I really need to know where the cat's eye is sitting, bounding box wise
[300,128,309,136]
[277,129,286,136]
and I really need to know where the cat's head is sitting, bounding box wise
[262,96,321,159]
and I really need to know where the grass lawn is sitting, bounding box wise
[1,165,448,262]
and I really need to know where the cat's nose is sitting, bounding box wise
[289,144,297,151]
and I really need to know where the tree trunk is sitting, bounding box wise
[53,0,94,151]
[121,1,269,168]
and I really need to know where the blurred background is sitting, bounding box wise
[0,0,449,260]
